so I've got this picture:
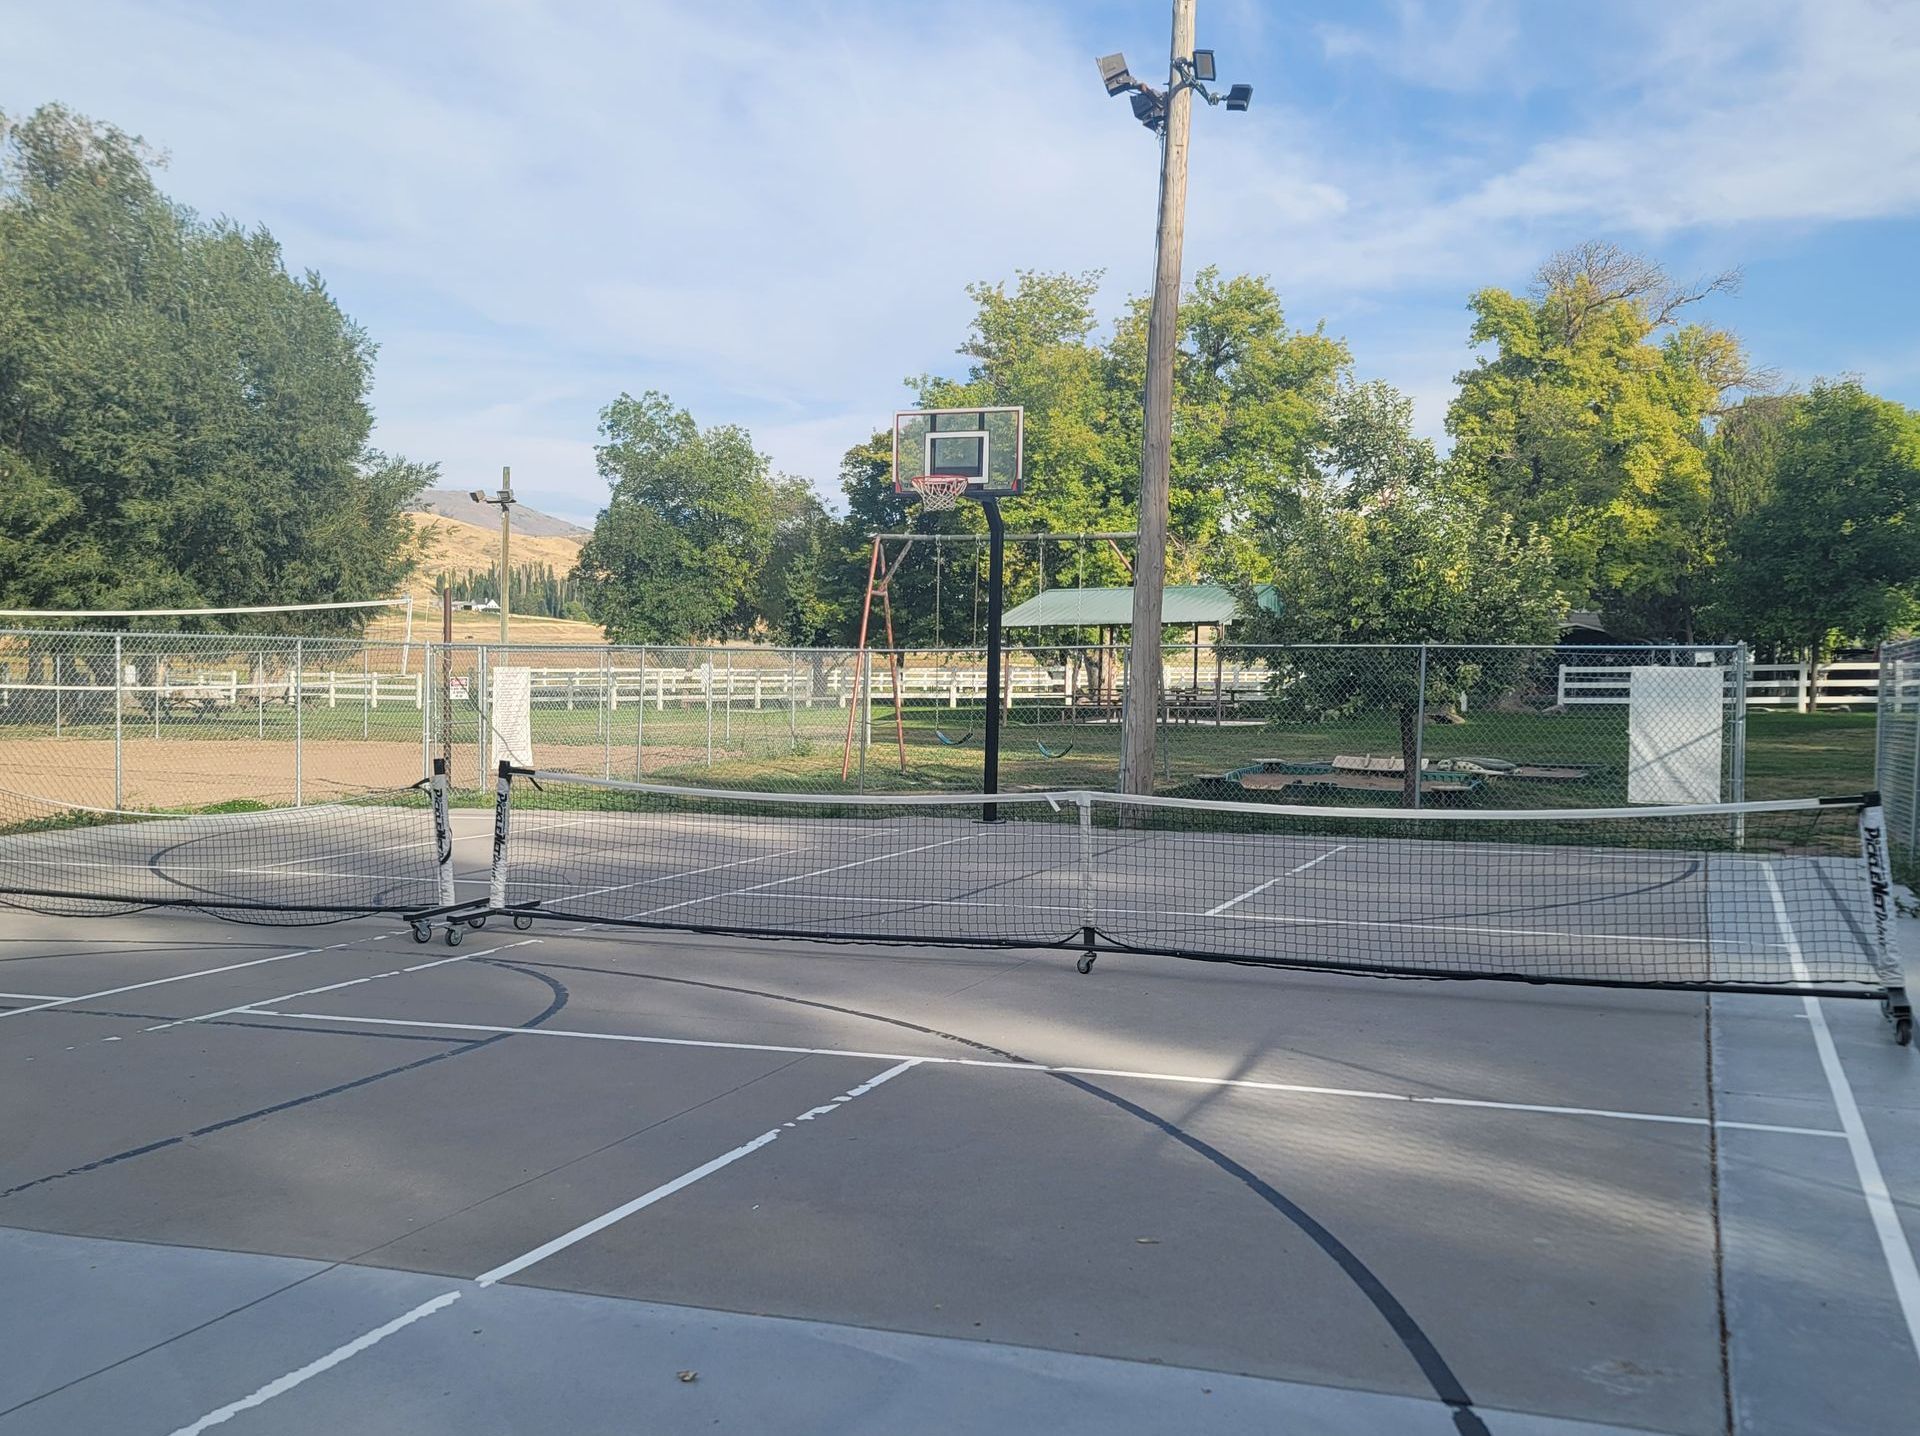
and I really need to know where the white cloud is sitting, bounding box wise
[1317,0,1525,94]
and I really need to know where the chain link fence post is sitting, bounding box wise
[294,635,304,807]
[1411,642,1429,810]
[1731,642,1749,804]
[112,633,123,809]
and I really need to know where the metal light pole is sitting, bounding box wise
[1097,11,1252,796]
[470,468,515,646]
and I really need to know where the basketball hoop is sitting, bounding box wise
[907,474,971,511]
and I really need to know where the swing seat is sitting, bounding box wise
[1035,739,1073,759]
[934,727,974,747]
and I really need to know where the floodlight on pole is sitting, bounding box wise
[472,470,515,644]
[1191,48,1216,81]
[1096,52,1136,96]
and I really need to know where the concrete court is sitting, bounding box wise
[1,896,1917,1433]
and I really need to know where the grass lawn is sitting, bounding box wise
[1738,709,1877,799]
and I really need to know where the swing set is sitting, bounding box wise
[837,527,1138,779]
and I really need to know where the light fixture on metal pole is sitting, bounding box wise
[1095,6,1251,797]
[469,467,515,645]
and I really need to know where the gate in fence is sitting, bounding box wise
[1879,637,1920,885]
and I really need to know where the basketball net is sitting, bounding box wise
[907,474,971,511]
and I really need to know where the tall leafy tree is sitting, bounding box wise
[574,391,776,644]
[1241,385,1564,805]
[1447,243,1763,640]
[857,266,1353,647]
[1711,380,1920,662]
[753,476,840,647]
[0,105,427,631]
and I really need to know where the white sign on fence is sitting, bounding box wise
[1627,666,1722,805]
[487,666,534,772]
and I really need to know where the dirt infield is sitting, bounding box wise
[0,736,429,810]
[0,733,733,812]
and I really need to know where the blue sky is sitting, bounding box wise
[5,0,1918,525]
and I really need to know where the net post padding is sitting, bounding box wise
[490,759,514,912]
[431,757,456,911]
[1857,796,1913,1038]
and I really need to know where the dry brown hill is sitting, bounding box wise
[404,511,587,603]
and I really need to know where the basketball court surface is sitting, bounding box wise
[4,811,1919,1435]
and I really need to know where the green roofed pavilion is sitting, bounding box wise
[998,583,1278,629]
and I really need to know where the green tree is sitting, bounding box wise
[753,476,840,646]
[1711,380,1920,662]
[855,266,1353,647]
[1447,243,1763,640]
[0,105,427,631]
[1241,387,1565,805]
[574,391,776,644]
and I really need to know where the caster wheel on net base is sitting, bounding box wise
[444,924,464,948]
[469,915,488,931]
[1896,1015,1914,1048]
[513,914,534,931]
[410,921,432,945]
[1076,953,1097,975]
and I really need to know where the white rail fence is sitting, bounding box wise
[0,666,424,718]
[1559,660,1881,711]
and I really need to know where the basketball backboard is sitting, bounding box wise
[892,407,1023,499]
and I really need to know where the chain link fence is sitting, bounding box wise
[2,628,1750,815]
[1878,637,1920,888]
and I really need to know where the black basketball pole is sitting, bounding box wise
[982,496,1005,822]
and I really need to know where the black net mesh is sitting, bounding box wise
[0,785,441,923]
[493,772,1896,994]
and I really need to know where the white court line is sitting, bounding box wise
[169,1291,465,1435]
[0,935,396,1022]
[1206,845,1348,916]
[549,844,814,906]
[476,1057,921,1285]
[624,832,986,920]
[0,991,67,1002]
[145,939,541,1032]
[250,1009,1844,1139]
[709,889,1740,949]
[1763,867,1920,1368]
[166,1058,920,1436]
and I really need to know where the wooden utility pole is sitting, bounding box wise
[1119,0,1195,796]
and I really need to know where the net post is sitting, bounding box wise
[1077,793,1097,972]
[430,757,456,911]
[1856,795,1913,1039]
[1411,642,1429,811]
[489,758,514,914]
[113,633,123,809]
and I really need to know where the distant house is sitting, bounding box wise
[453,599,500,613]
